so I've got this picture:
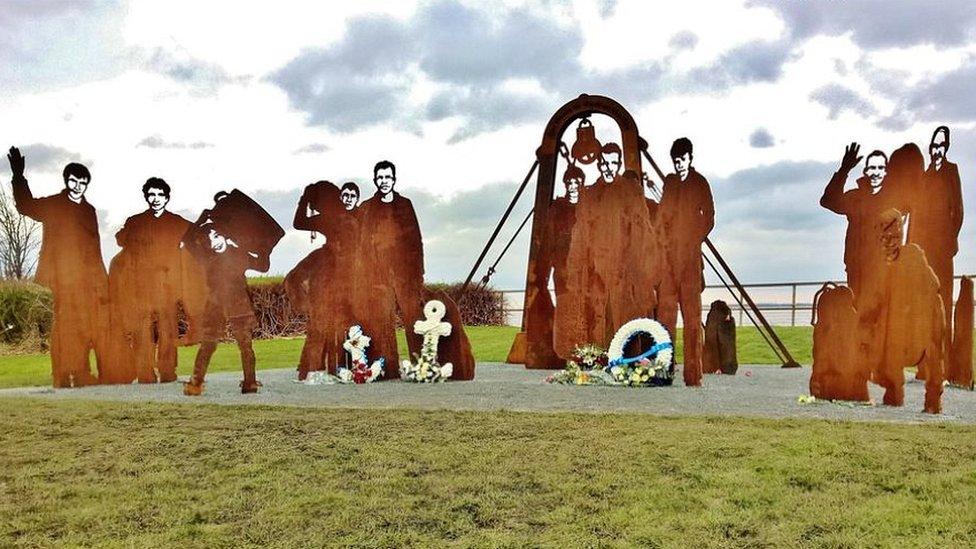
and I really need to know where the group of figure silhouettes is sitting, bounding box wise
[539,131,714,386]
[7,119,967,406]
[282,164,474,383]
[811,126,969,413]
[6,146,471,394]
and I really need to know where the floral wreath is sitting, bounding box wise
[606,318,674,386]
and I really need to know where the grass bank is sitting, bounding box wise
[0,398,973,547]
[0,326,813,389]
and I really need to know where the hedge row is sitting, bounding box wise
[0,281,52,353]
[0,280,505,352]
[247,281,505,338]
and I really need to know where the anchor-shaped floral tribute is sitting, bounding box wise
[338,325,385,383]
[298,325,385,385]
[401,300,454,382]
[546,318,674,386]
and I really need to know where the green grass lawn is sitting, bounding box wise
[0,326,812,389]
[0,398,974,547]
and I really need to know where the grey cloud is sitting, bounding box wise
[270,1,796,140]
[145,48,245,88]
[711,160,836,232]
[269,1,587,139]
[426,88,551,143]
[669,31,698,51]
[902,57,976,123]
[590,63,669,107]
[833,59,848,77]
[16,143,84,173]
[809,83,877,119]
[415,1,582,87]
[269,15,415,132]
[599,0,617,18]
[712,160,834,198]
[689,39,794,91]
[0,1,129,95]
[749,127,775,148]
[855,57,910,98]
[753,0,976,49]
[293,143,331,154]
[856,55,976,129]
[876,112,914,132]
[137,136,214,149]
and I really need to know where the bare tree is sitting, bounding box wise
[0,186,38,279]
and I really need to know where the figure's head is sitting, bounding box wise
[929,125,950,167]
[888,144,923,186]
[861,150,887,190]
[878,208,904,262]
[373,160,396,196]
[670,137,693,181]
[142,177,171,214]
[597,143,622,182]
[562,165,584,203]
[62,163,91,201]
[207,228,229,254]
[340,182,360,211]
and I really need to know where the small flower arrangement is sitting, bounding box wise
[336,325,384,384]
[401,336,453,383]
[546,345,612,385]
[571,344,608,370]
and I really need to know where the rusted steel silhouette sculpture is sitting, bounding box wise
[357,161,426,378]
[948,276,973,389]
[287,162,473,381]
[548,165,581,304]
[182,190,283,395]
[509,95,728,388]
[867,209,945,412]
[658,138,714,386]
[907,126,963,355]
[553,139,657,362]
[521,98,644,368]
[519,97,649,368]
[813,205,944,412]
[821,143,904,300]
[285,180,361,378]
[703,300,737,375]
[108,178,203,384]
[475,96,797,373]
[7,146,111,387]
[810,284,869,401]
[815,137,948,412]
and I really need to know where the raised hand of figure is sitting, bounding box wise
[7,147,25,179]
[839,142,862,174]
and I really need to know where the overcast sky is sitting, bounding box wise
[1,0,975,290]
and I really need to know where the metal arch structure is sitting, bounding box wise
[462,93,801,370]
[520,94,644,368]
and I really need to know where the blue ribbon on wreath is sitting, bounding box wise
[607,341,673,368]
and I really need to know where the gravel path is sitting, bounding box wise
[2,363,975,424]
